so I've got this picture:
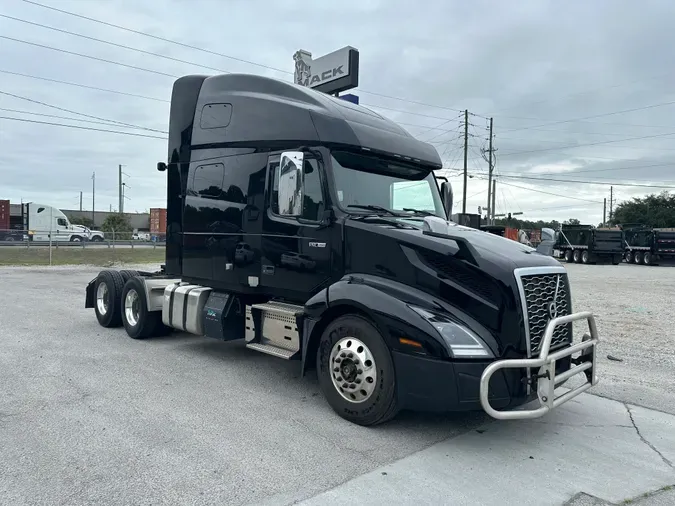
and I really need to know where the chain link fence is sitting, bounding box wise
[0,229,166,267]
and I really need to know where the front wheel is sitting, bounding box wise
[316,315,399,426]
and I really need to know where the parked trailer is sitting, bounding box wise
[84,73,600,426]
[622,225,675,265]
[553,225,623,265]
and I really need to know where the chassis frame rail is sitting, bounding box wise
[479,311,599,420]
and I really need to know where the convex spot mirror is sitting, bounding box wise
[278,151,305,217]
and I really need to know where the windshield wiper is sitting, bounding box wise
[347,204,403,216]
[402,208,435,217]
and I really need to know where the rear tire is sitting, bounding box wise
[634,251,643,264]
[581,250,589,264]
[625,251,633,263]
[119,269,140,282]
[316,314,399,426]
[94,270,125,327]
[643,252,652,265]
[564,250,573,262]
[120,277,164,339]
[573,249,581,263]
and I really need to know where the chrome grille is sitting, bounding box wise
[518,270,572,355]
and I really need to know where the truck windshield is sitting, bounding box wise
[330,150,445,218]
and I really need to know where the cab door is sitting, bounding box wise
[260,152,334,302]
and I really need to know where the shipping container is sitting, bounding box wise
[0,200,10,231]
[149,208,167,234]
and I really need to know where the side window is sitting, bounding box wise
[190,163,224,199]
[270,159,324,221]
[302,160,323,221]
[56,218,67,227]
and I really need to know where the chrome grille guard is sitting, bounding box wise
[479,311,599,420]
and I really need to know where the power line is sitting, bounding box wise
[1,35,460,124]
[472,176,602,204]
[0,69,169,102]
[0,116,167,139]
[493,173,675,189]
[0,14,233,74]
[18,0,466,114]
[496,130,675,158]
[0,107,160,130]
[499,100,675,135]
[0,36,178,78]
[0,90,167,133]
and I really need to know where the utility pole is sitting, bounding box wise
[603,198,607,226]
[118,164,123,214]
[462,109,468,214]
[609,186,614,223]
[485,117,494,223]
[79,191,83,211]
[491,179,496,225]
[91,172,95,225]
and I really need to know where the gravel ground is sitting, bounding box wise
[0,262,673,505]
[0,264,486,506]
[564,262,675,415]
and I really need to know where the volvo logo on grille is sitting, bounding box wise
[548,300,558,319]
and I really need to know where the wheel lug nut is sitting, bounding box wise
[357,369,363,375]
[347,353,354,358]
[342,383,348,389]
[349,383,356,389]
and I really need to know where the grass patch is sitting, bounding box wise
[0,246,165,266]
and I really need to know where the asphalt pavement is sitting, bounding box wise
[0,263,673,505]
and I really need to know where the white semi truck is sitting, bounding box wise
[23,203,104,242]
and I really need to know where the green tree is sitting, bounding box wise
[67,215,95,228]
[563,218,581,226]
[612,191,675,228]
[101,214,133,240]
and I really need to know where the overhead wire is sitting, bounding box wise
[0,116,167,139]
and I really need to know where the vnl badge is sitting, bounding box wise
[293,50,312,87]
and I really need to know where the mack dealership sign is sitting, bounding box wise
[293,46,359,95]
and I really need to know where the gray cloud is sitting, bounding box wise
[1,0,674,224]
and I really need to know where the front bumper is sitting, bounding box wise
[479,311,599,420]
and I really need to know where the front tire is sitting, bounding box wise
[316,314,399,426]
[94,270,125,327]
[120,277,164,339]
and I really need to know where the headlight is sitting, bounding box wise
[409,305,494,359]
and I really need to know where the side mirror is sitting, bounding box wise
[277,151,305,217]
[157,162,168,172]
[441,181,453,218]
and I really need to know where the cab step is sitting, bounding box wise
[245,342,297,359]
[245,301,303,360]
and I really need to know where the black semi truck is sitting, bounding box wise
[85,74,600,426]
[553,224,623,265]
[622,224,675,265]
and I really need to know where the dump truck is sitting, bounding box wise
[622,224,675,265]
[553,224,623,265]
[84,73,600,426]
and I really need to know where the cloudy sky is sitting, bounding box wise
[1,0,675,224]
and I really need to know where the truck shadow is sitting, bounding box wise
[162,333,489,432]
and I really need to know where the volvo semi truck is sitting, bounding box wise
[84,73,600,426]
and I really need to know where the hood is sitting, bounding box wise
[346,215,560,276]
[343,215,563,347]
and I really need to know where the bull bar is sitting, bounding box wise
[479,311,599,420]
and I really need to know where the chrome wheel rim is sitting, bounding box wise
[96,282,108,315]
[329,337,377,403]
[124,289,140,326]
